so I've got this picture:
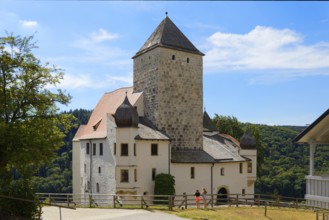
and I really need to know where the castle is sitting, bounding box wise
[72,16,257,202]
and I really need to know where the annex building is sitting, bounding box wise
[72,16,257,202]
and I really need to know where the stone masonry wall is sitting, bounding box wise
[133,47,203,149]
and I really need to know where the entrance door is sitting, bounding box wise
[216,188,228,205]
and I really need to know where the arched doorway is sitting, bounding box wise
[216,187,228,205]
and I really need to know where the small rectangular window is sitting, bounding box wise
[172,55,175,60]
[121,144,128,156]
[134,144,136,156]
[84,164,86,173]
[96,183,100,193]
[248,162,252,173]
[86,143,90,154]
[99,143,103,156]
[191,167,195,179]
[221,167,224,176]
[152,168,156,181]
[151,144,158,156]
[134,169,137,182]
[187,57,189,63]
[93,143,96,155]
[98,167,101,174]
[121,169,129,183]
[114,143,116,155]
[242,189,245,196]
[239,163,243,174]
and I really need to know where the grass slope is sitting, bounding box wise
[168,207,315,220]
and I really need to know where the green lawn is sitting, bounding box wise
[167,206,316,220]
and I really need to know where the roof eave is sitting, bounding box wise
[294,108,329,143]
[132,44,204,59]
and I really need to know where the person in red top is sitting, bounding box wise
[195,189,201,208]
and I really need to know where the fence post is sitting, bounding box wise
[257,194,260,206]
[141,195,143,209]
[113,195,116,208]
[264,204,267,216]
[211,193,213,208]
[59,207,62,220]
[48,194,51,205]
[184,193,187,210]
[236,194,239,207]
[89,194,92,208]
[67,194,69,207]
[169,195,173,211]
[295,199,298,209]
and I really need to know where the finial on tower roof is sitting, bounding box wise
[165,11,168,17]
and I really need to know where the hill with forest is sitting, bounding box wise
[255,124,329,198]
[33,110,329,199]
[33,109,92,193]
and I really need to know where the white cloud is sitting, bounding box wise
[204,26,329,72]
[48,72,132,90]
[107,73,133,85]
[70,29,126,62]
[59,74,114,90]
[20,20,38,28]
[90,28,119,42]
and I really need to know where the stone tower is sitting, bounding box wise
[133,16,204,149]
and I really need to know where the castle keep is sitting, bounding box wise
[133,16,204,149]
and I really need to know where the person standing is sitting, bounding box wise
[195,189,201,208]
[202,188,208,208]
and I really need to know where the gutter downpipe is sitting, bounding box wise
[89,139,93,205]
[168,141,171,175]
[211,162,214,208]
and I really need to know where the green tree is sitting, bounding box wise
[213,114,244,139]
[33,109,92,193]
[245,124,266,176]
[0,33,74,218]
[154,173,175,204]
[213,114,264,176]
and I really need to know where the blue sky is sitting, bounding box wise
[1,1,329,126]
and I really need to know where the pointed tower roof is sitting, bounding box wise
[240,128,257,150]
[134,16,204,57]
[203,111,217,132]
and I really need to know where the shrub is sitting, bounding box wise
[0,179,41,219]
[154,173,175,204]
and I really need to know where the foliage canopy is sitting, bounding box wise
[0,33,73,179]
[213,114,265,175]
[0,33,74,218]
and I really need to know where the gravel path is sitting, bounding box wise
[42,206,189,220]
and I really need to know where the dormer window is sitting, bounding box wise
[93,120,102,131]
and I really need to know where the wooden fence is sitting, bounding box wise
[3,192,329,219]
[36,193,310,210]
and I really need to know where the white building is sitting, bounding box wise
[72,16,257,203]
[294,109,329,209]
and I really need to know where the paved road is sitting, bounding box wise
[42,206,190,220]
